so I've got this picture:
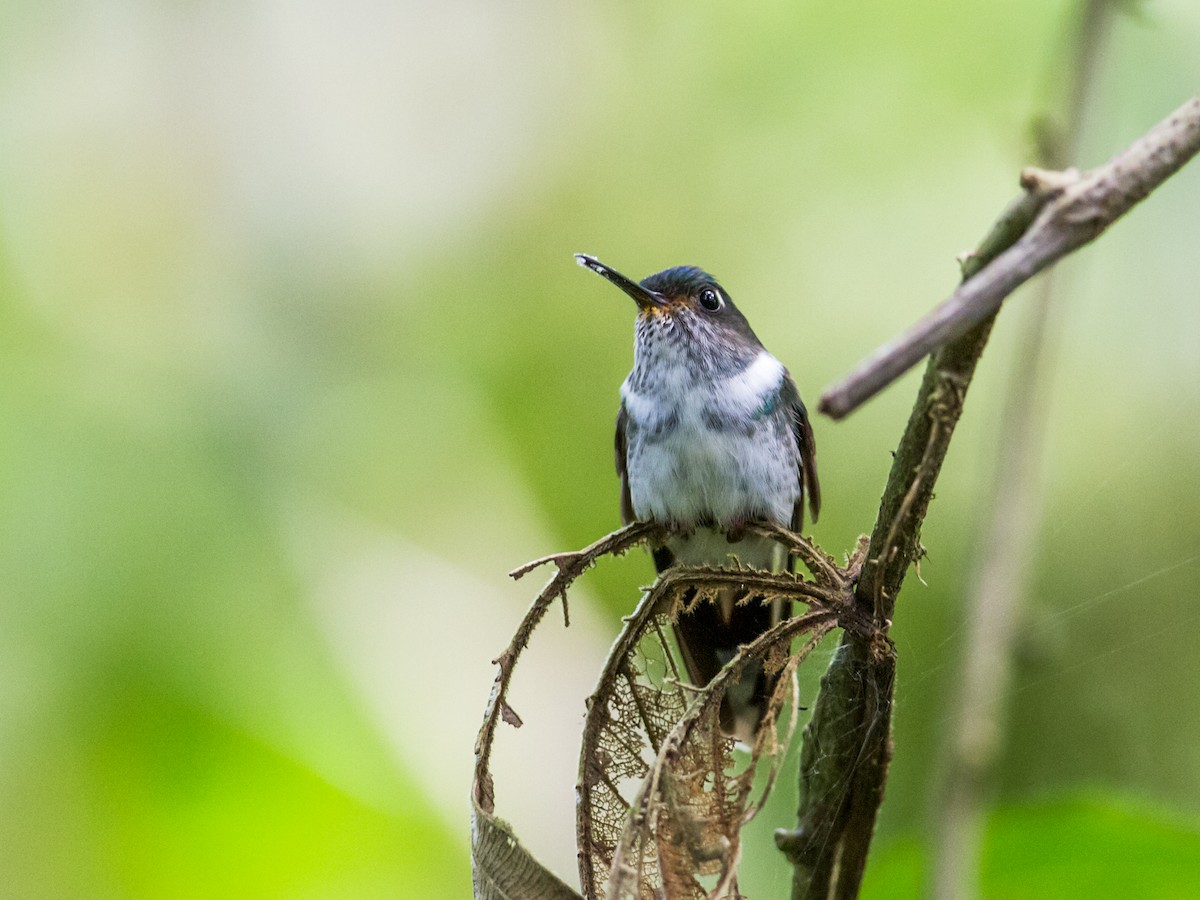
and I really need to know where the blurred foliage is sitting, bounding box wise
[0,0,1198,896]
[864,795,1200,899]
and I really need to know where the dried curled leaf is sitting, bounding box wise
[473,523,660,897]
[501,701,524,728]
[473,523,857,900]
[471,802,583,900]
[577,565,840,899]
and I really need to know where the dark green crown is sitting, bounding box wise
[641,266,722,297]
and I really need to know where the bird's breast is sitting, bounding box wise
[621,351,799,528]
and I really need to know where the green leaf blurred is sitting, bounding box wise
[864,795,1200,899]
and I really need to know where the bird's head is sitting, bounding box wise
[574,254,762,358]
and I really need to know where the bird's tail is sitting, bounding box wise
[671,585,789,744]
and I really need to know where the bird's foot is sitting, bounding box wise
[724,515,752,543]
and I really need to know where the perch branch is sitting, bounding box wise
[819,93,1200,420]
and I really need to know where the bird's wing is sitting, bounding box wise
[614,402,635,526]
[618,403,674,571]
[780,373,821,531]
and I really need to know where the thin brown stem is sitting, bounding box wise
[820,93,1200,420]
[477,521,660,815]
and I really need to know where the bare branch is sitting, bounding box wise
[820,93,1200,420]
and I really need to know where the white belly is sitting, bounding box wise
[626,418,797,526]
[621,350,801,529]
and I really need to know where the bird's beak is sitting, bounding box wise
[575,253,665,310]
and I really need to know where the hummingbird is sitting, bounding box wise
[575,253,820,743]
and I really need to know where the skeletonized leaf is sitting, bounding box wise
[577,565,839,899]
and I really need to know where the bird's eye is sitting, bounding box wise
[698,287,723,311]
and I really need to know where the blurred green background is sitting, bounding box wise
[1,1,1198,897]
